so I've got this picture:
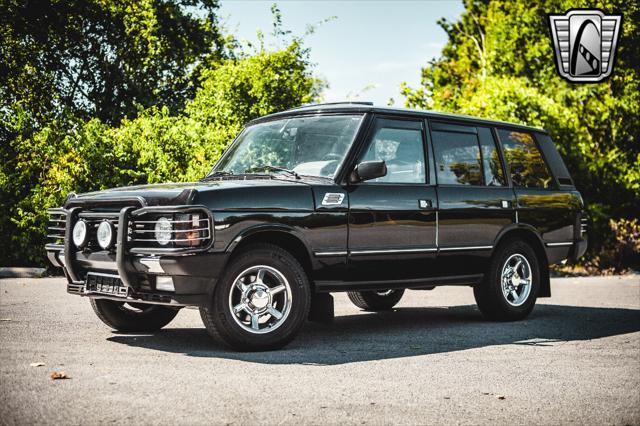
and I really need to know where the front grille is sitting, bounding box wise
[47,209,67,246]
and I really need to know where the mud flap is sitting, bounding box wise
[309,293,334,323]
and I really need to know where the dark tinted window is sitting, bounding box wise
[359,119,425,183]
[497,129,553,189]
[432,130,482,186]
[478,127,506,186]
[536,133,573,186]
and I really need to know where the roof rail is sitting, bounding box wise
[285,101,374,111]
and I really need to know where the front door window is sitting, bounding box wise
[358,119,426,184]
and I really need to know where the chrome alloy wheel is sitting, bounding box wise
[500,253,533,307]
[375,289,395,296]
[228,265,292,334]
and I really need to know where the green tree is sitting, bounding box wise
[0,0,227,129]
[402,0,640,269]
[2,39,322,266]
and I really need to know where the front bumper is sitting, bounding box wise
[48,249,229,306]
[46,200,229,307]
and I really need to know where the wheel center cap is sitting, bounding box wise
[251,289,269,309]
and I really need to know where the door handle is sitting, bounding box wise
[419,199,433,209]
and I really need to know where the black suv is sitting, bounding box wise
[46,102,587,351]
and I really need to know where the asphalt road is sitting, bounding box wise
[1,275,639,425]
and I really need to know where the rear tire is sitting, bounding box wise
[347,289,405,311]
[199,243,310,351]
[90,299,179,332]
[474,239,540,321]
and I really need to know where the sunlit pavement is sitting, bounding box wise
[1,275,639,425]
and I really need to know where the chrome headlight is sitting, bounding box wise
[96,221,114,249]
[154,217,172,246]
[72,220,87,247]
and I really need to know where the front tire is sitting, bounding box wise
[347,289,405,311]
[474,239,540,321]
[199,243,311,351]
[90,299,179,332]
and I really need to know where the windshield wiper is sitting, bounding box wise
[245,165,301,179]
[200,171,234,181]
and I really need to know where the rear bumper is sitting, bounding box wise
[544,238,588,265]
[569,238,588,263]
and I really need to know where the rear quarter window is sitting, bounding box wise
[535,133,574,187]
[497,129,554,189]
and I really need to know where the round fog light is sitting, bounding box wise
[154,217,172,246]
[72,220,87,247]
[97,221,114,249]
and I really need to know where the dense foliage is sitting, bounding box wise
[0,0,226,127]
[2,1,636,272]
[402,0,639,272]
[1,3,322,266]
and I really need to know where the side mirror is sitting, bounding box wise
[349,160,387,183]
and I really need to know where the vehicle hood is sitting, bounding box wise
[68,178,318,211]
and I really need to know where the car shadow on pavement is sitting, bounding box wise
[107,304,640,365]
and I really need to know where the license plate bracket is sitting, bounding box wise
[85,273,129,297]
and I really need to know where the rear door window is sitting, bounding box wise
[431,125,483,186]
[497,129,554,189]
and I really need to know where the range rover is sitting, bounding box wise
[46,102,587,351]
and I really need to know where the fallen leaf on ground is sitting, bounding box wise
[30,362,45,367]
[50,371,70,380]
[496,395,506,400]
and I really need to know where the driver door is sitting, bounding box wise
[346,117,438,283]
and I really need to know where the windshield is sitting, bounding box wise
[212,114,364,178]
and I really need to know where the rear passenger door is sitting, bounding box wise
[429,121,515,276]
[496,128,577,246]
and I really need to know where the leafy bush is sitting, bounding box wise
[1,41,322,266]
[583,219,640,275]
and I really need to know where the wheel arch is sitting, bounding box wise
[225,225,314,284]
[493,224,551,298]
